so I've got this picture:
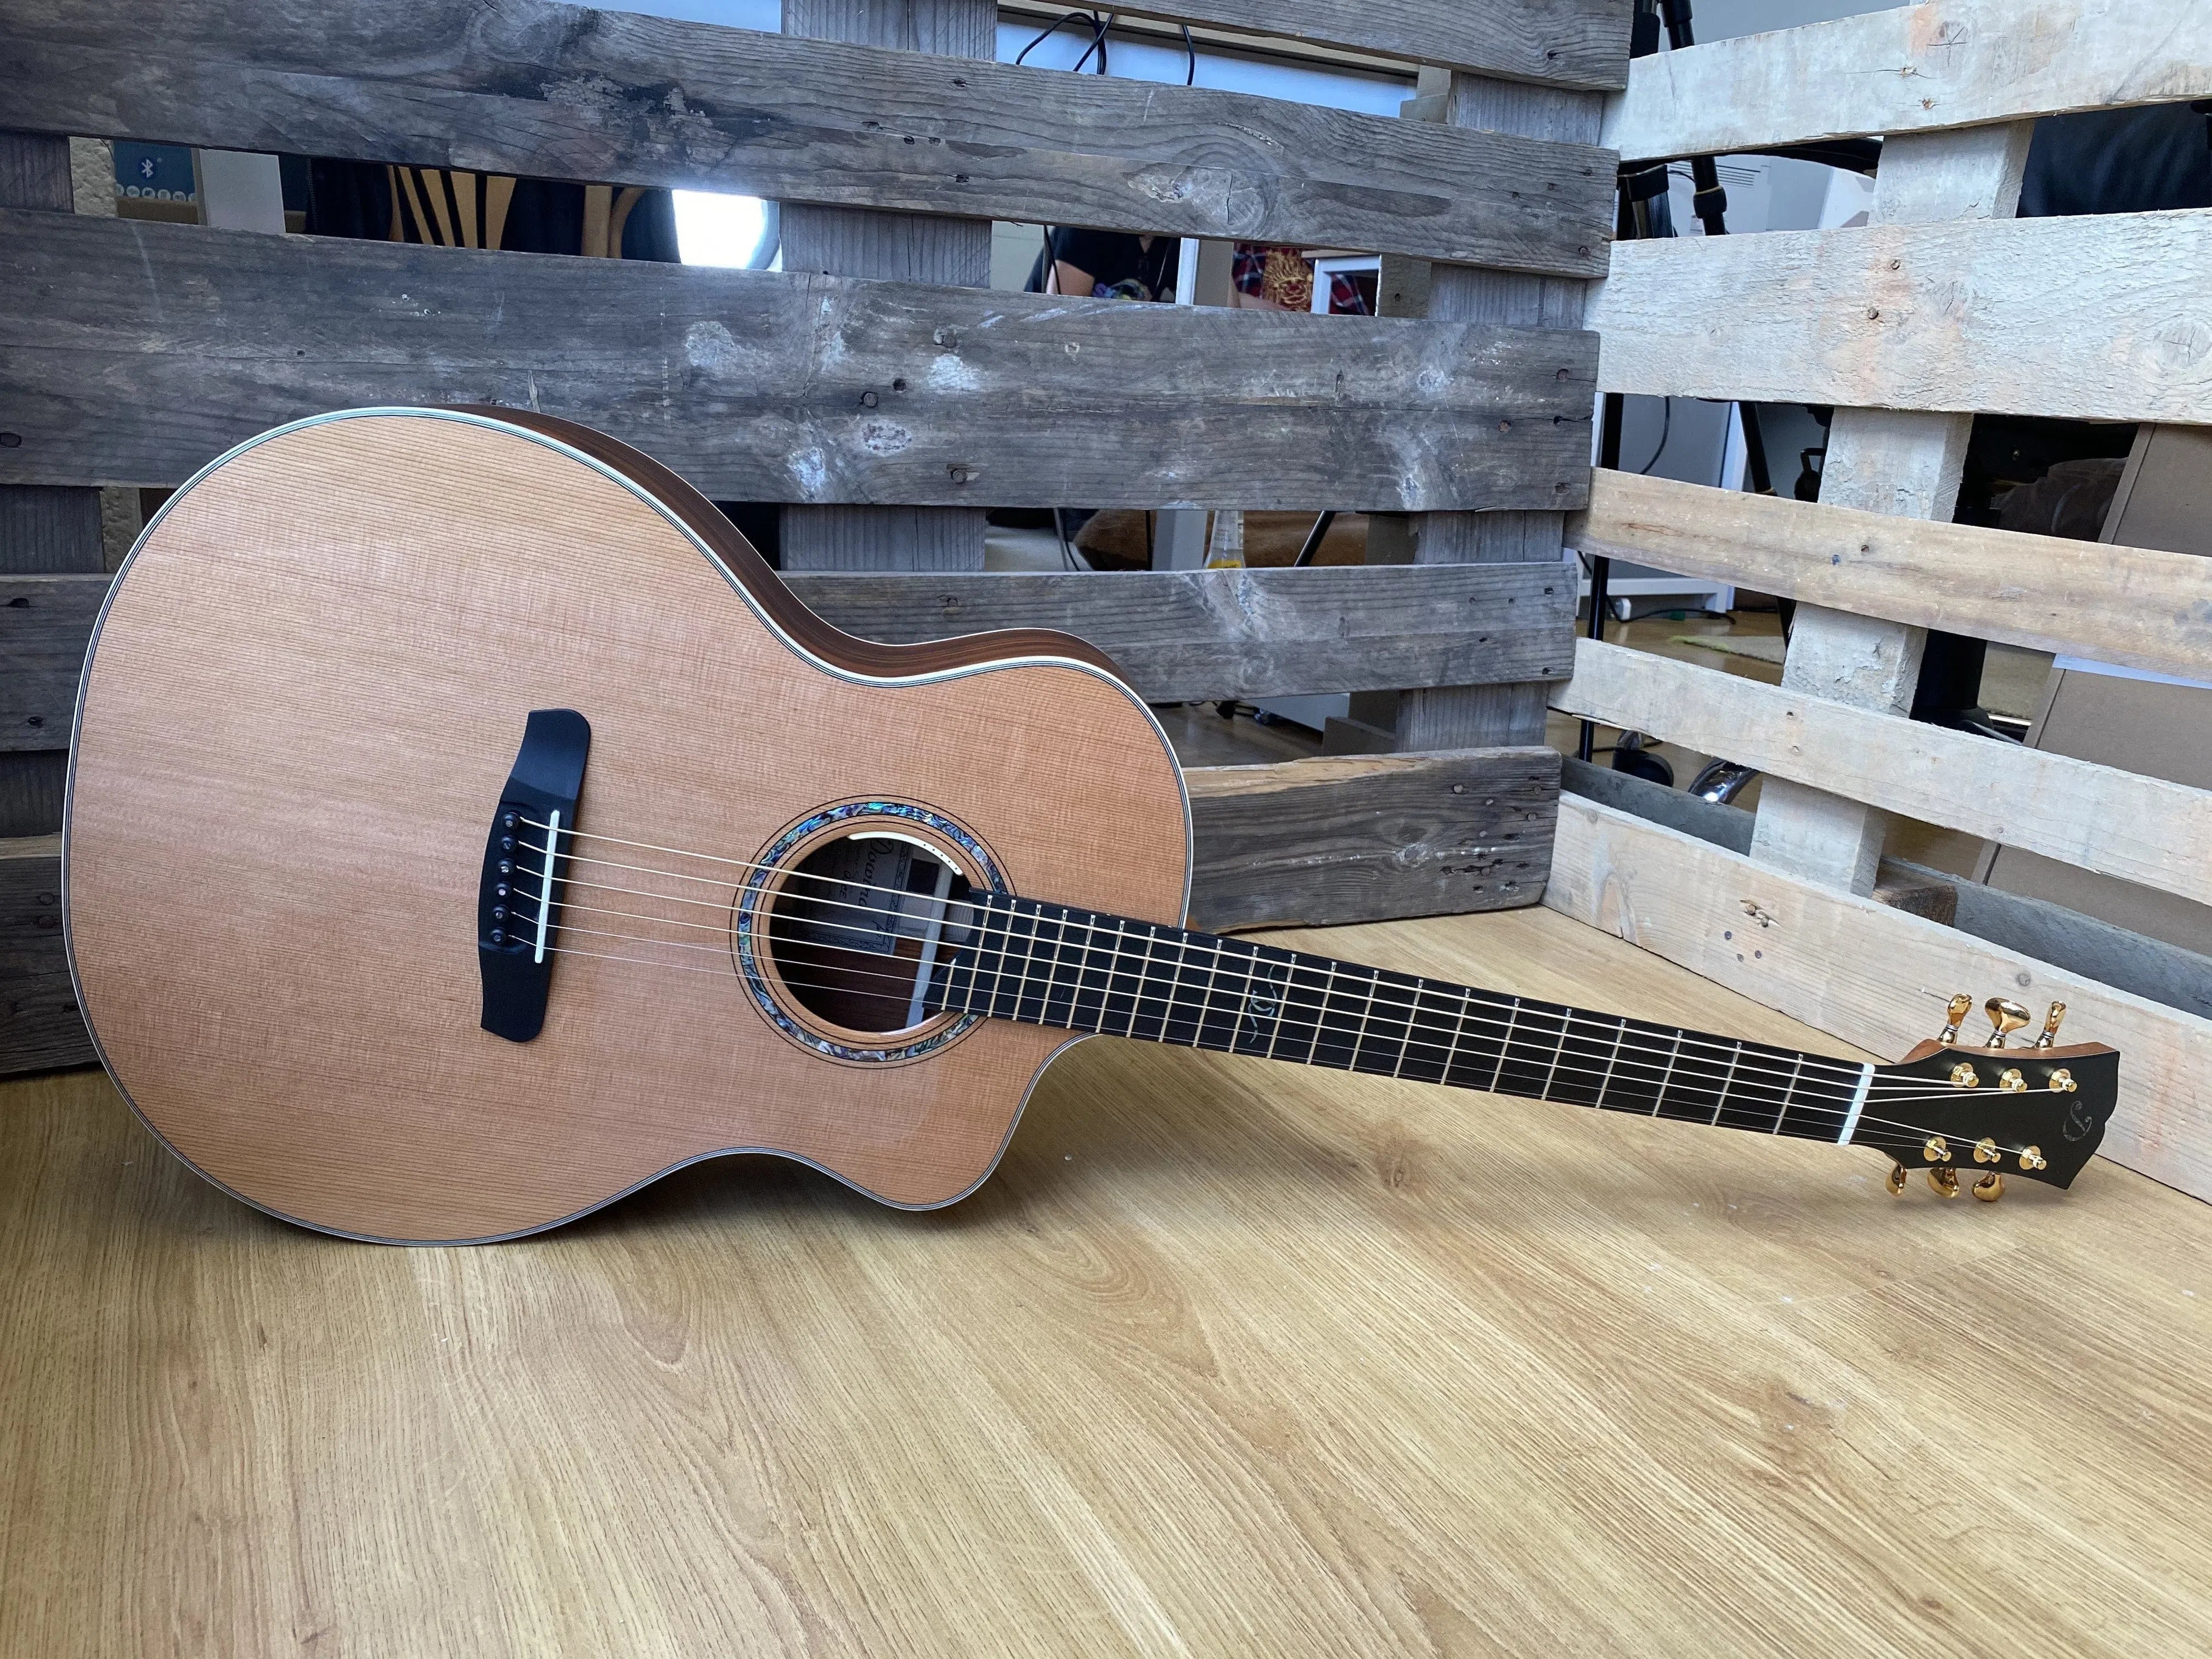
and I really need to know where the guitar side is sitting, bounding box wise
[63,409,1192,1242]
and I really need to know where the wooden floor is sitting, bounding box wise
[5,906,2209,1657]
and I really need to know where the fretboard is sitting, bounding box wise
[935,894,1866,1144]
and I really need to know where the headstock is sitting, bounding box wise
[1849,995,2118,1199]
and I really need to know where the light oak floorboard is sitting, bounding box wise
[4,907,2209,1657]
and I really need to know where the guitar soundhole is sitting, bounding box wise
[764,831,972,1037]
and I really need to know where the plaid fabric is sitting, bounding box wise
[1231,244,1370,314]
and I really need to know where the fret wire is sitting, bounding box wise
[1159,921,1192,1045]
[1348,969,1381,1074]
[1538,1011,1572,1101]
[1390,978,1420,1080]
[1707,1042,1745,1126]
[927,901,1894,1113]
[1022,902,1047,1024]
[1651,1029,1684,1116]
[1486,999,1520,1094]
[1259,950,1288,1061]
[1437,985,1472,1083]
[1770,1053,1806,1135]
[1123,920,1152,1041]
[1186,928,1220,1048]
[948,902,1869,1096]
[1593,1017,1628,1109]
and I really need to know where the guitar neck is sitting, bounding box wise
[935,895,1874,1147]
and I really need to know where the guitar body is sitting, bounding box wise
[64,409,1192,1242]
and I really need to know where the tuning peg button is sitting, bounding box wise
[1927,1166,1962,1198]
[1939,992,1972,1045]
[1973,1173,2005,1203]
[2034,1002,2068,1049]
[1984,997,2030,1048]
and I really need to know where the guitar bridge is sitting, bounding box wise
[477,708,592,1042]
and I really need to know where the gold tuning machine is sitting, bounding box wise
[1973,1172,2005,1203]
[2034,1002,2068,1049]
[1983,997,2031,1048]
[1886,1163,1908,1197]
[1939,992,1972,1044]
[1927,1166,1962,1198]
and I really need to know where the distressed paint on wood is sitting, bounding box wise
[1568,469,2212,688]
[1547,792,2212,1204]
[1606,0,2212,162]
[1553,636,2212,911]
[0,0,1616,276]
[0,211,1596,509]
[1186,748,1559,931]
[1590,205,2212,426]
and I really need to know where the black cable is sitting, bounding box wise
[1182,23,1197,85]
[1634,398,1673,474]
[1014,10,1104,70]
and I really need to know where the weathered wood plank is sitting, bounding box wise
[1590,207,2212,426]
[792,565,1575,699]
[1,128,99,843]
[1553,636,2212,910]
[1560,753,2212,1028]
[1740,123,2032,897]
[12,565,1577,731]
[1053,0,1632,89]
[1606,0,2212,163]
[0,837,89,1075]
[777,0,992,573]
[0,574,104,753]
[1559,757,1958,926]
[0,0,1615,276]
[1188,747,1559,931]
[1569,470,2212,687]
[0,211,1596,510]
[1399,74,1605,755]
[1546,792,2212,1203]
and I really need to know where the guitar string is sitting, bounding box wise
[509,826,1899,1097]
[510,899,2060,1147]
[509,828,2053,1107]
[524,941,2042,1162]
[511,827,2023,1107]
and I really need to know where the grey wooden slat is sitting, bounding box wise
[0,0,1615,276]
[1,574,105,753]
[788,564,1576,699]
[778,0,992,574]
[0,210,1598,511]
[1102,0,1632,90]
[0,839,89,1075]
[1560,757,2212,1027]
[1399,75,1605,755]
[1,127,98,842]
[1187,747,1560,932]
[9,565,1576,740]
[0,486,103,574]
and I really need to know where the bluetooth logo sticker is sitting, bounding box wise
[139,158,157,180]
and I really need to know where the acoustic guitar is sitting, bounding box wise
[61,409,2120,1243]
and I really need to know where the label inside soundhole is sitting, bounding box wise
[766,833,973,1036]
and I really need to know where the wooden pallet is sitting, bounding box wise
[1556,0,2212,1204]
[0,0,1629,1071]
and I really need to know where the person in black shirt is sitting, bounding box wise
[1027,227,1178,301]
